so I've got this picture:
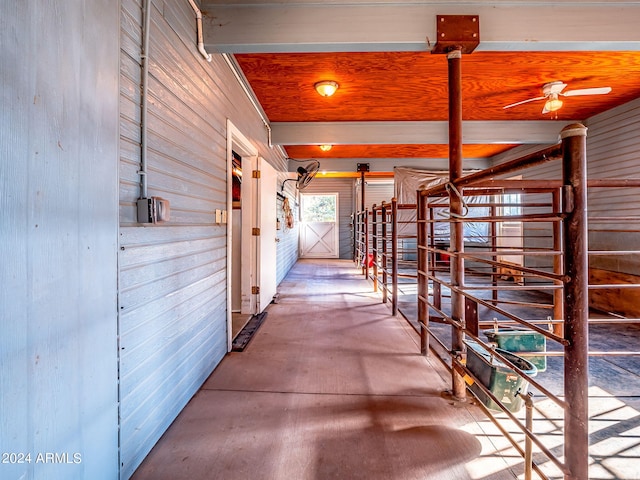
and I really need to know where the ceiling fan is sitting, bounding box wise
[503,81,612,114]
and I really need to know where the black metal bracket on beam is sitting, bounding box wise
[431,15,480,54]
[357,163,370,173]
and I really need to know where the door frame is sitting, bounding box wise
[299,192,340,258]
[496,175,524,272]
[226,120,258,351]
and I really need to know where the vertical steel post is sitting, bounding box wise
[361,169,368,277]
[360,169,366,213]
[561,123,589,480]
[418,192,429,355]
[358,212,365,274]
[391,198,398,316]
[364,210,369,278]
[519,391,534,480]
[448,47,466,399]
[372,205,379,292]
[552,189,564,336]
[491,203,498,304]
[382,202,388,303]
[352,213,356,263]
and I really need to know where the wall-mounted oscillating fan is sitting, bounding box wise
[281,159,320,192]
[503,81,612,114]
[295,160,320,189]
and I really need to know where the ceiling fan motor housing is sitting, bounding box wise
[543,81,567,96]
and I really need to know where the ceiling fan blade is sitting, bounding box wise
[562,86,612,97]
[503,96,546,109]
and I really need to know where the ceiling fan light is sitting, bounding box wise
[544,97,563,112]
[314,80,339,97]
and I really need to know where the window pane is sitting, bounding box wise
[302,195,336,222]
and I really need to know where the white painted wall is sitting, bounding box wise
[118,0,291,477]
[584,98,640,275]
[0,1,120,479]
[276,179,300,284]
[1,2,302,479]
[489,98,640,276]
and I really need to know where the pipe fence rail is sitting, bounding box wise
[352,124,640,480]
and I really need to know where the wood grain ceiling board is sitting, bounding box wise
[236,51,640,122]
[284,144,518,159]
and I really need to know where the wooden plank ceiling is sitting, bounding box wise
[201,1,640,169]
[235,51,640,161]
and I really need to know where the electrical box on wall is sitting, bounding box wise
[137,197,170,224]
[214,209,228,225]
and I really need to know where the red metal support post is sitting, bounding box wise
[359,165,367,213]
[391,198,398,316]
[364,210,369,278]
[418,191,429,355]
[553,189,565,336]
[372,204,379,292]
[560,123,589,480]
[381,202,388,303]
[448,47,466,400]
[491,204,498,304]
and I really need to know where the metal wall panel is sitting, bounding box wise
[585,97,640,274]
[302,178,355,259]
[490,99,640,276]
[118,0,290,477]
[0,1,120,479]
[359,180,395,210]
[276,179,299,284]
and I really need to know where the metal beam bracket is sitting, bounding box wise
[431,15,480,54]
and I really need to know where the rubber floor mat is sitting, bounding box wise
[231,312,268,352]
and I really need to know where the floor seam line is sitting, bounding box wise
[199,388,446,398]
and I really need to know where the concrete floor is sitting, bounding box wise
[132,259,527,480]
[388,268,640,479]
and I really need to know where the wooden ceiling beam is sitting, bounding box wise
[202,3,640,53]
[271,121,574,146]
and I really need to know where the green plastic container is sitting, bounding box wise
[466,340,537,412]
[485,329,547,372]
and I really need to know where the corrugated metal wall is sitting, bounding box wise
[302,178,355,259]
[118,0,290,477]
[0,1,120,479]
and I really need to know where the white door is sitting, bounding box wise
[497,186,524,282]
[240,156,257,315]
[300,193,339,258]
[240,156,278,314]
[256,157,278,312]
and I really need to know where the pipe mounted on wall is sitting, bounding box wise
[187,0,212,62]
